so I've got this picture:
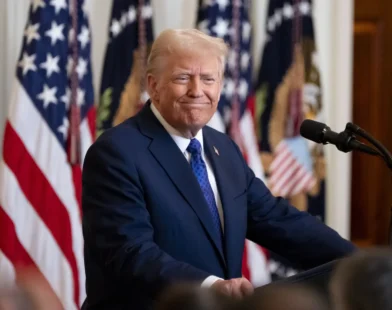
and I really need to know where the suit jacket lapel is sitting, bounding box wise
[136,104,226,265]
[204,130,246,276]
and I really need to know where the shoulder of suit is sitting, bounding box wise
[97,117,139,142]
[203,125,227,137]
[203,125,234,145]
[89,116,148,160]
[203,125,245,163]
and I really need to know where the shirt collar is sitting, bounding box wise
[150,102,204,154]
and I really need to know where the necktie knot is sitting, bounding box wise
[187,138,202,156]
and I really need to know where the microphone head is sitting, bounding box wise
[300,119,329,144]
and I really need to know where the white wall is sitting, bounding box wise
[0,0,353,238]
[319,0,354,239]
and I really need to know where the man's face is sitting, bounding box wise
[148,50,222,136]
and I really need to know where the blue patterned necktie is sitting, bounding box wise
[187,138,223,241]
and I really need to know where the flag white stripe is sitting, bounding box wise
[270,150,292,177]
[271,150,292,173]
[80,117,93,166]
[271,161,301,194]
[269,156,295,185]
[245,240,270,287]
[239,110,266,182]
[279,166,306,197]
[270,145,290,171]
[291,172,313,196]
[207,111,226,134]
[270,156,297,186]
[0,250,16,288]
[8,80,84,303]
[0,162,77,310]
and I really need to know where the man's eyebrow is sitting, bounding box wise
[171,68,191,74]
[170,70,218,76]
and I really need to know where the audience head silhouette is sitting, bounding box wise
[330,248,392,310]
[155,283,232,310]
[234,283,328,310]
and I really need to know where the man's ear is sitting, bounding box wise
[147,74,160,103]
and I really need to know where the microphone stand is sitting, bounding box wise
[344,123,392,245]
[345,123,392,169]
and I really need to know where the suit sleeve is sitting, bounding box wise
[82,138,210,298]
[230,141,356,269]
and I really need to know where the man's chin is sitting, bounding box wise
[176,120,207,135]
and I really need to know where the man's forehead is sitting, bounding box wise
[171,66,219,75]
[170,57,220,74]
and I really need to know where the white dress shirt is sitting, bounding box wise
[150,103,223,286]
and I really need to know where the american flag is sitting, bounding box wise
[97,0,154,136]
[0,0,95,309]
[269,138,316,197]
[196,0,270,286]
[255,0,318,199]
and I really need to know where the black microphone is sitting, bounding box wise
[300,119,380,156]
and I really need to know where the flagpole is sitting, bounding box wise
[287,0,304,137]
[138,0,148,107]
[69,0,81,165]
[230,0,245,153]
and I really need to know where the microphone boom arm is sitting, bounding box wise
[344,122,392,246]
[345,123,392,170]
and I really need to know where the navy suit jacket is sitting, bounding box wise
[82,103,355,310]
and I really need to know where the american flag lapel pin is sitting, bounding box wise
[213,146,219,156]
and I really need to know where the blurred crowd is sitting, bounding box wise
[1,248,392,310]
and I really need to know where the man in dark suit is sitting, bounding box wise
[82,29,355,310]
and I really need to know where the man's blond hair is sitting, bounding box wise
[146,28,229,77]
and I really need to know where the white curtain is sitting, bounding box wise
[0,0,353,238]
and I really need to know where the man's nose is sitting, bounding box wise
[187,77,203,97]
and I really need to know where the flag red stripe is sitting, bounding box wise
[270,150,291,176]
[246,94,256,118]
[3,122,80,306]
[87,106,96,141]
[241,242,251,280]
[272,162,301,195]
[270,145,289,170]
[71,165,82,219]
[281,165,303,196]
[0,206,34,268]
[270,157,296,185]
[279,163,301,189]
